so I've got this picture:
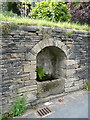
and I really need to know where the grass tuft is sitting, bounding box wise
[83,83,90,91]
[0,13,90,31]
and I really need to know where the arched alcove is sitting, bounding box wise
[36,46,66,81]
[36,46,67,98]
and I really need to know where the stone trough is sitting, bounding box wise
[37,78,65,98]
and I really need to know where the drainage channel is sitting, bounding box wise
[37,107,52,117]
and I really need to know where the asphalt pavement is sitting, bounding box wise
[15,90,88,118]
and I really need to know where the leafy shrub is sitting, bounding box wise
[67,1,90,25]
[10,96,26,116]
[2,2,20,15]
[36,66,56,81]
[65,30,73,37]
[36,66,46,80]
[30,1,71,22]
[83,83,90,91]
[0,96,26,120]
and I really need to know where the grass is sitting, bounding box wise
[65,30,73,36]
[83,83,90,91]
[0,13,90,31]
[0,96,26,120]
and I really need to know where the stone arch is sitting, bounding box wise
[31,38,68,57]
[30,38,67,80]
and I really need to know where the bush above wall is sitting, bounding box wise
[67,1,90,25]
[29,1,71,22]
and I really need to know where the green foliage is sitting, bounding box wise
[0,13,89,31]
[65,30,73,37]
[36,66,46,80]
[30,2,51,21]
[1,113,13,120]
[1,11,18,17]
[29,1,71,22]
[0,96,26,120]
[32,105,38,110]
[2,2,20,15]
[83,83,90,91]
[10,96,26,116]
[50,2,71,22]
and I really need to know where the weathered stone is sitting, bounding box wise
[65,85,80,92]
[37,78,65,98]
[23,62,31,73]
[20,26,39,32]
[74,80,84,86]
[18,85,37,93]
[65,60,77,65]
[24,80,36,86]
[26,91,37,103]
[65,82,74,88]
[0,24,89,114]
[30,72,36,80]
[66,69,76,77]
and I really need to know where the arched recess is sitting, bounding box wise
[30,38,68,97]
[30,38,67,80]
[36,46,66,81]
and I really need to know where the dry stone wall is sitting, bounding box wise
[0,23,89,113]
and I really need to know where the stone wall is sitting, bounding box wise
[0,23,89,113]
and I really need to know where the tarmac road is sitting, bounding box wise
[46,90,88,118]
[14,90,88,119]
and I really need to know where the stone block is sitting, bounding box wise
[24,80,36,86]
[26,91,37,103]
[21,75,30,81]
[18,85,37,93]
[66,69,76,77]
[65,77,79,82]
[65,60,77,65]
[65,85,80,92]
[65,41,74,48]
[29,65,36,73]
[23,62,31,73]
[65,81,74,88]
[30,72,36,80]
[31,61,36,65]
[32,44,41,54]
[74,80,84,86]
[25,52,36,61]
